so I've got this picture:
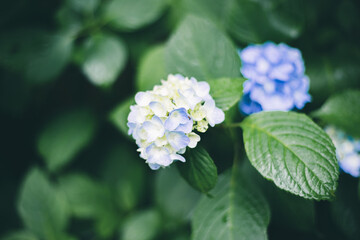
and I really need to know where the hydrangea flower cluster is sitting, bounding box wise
[127,74,225,170]
[325,126,360,177]
[238,42,311,115]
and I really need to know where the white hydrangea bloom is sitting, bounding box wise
[127,74,225,170]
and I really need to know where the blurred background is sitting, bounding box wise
[0,0,360,239]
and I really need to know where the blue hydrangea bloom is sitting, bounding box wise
[325,126,360,177]
[238,42,311,115]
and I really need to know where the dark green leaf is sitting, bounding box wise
[155,167,200,223]
[101,145,145,212]
[307,48,360,104]
[67,0,99,14]
[240,159,315,232]
[110,97,135,138]
[80,34,127,86]
[192,169,270,240]
[165,15,240,81]
[331,176,360,240]
[1,231,38,240]
[0,29,73,84]
[17,168,69,240]
[180,0,305,43]
[121,209,162,240]
[103,0,168,31]
[59,173,119,238]
[37,109,97,172]
[208,78,245,111]
[241,111,339,200]
[312,90,360,138]
[136,45,167,91]
[177,146,217,193]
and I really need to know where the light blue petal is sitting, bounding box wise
[166,131,190,151]
[164,108,190,131]
[148,163,161,170]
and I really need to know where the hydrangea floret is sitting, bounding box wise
[238,42,311,115]
[325,126,360,177]
[127,74,225,170]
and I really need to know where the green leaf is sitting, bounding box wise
[121,209,162,240]
[80,34,127,86]
[1,231,38,240]
[312,90,360,138]
[0,29,73,84]
[155,167,200,224]
[59,173,106,218]
[66,0,99,14]
[265,183,315,232]
[307,48,360,104]
[110,97,135,138]
[208,78,245,111]
[37,109,97,172]
[177,146,217,193]
[240,159,315,232]
[180,0,305,43]
[17,168,69,240]
[165,15,241,81]
[331,176,360,240]
[192,169,270,240]
[59,173,119,238]
[136,45,167,91]
[103,0,168,31]
[241,111,339,200]
[101,145,145,212]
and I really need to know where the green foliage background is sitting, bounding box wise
[0,0,360,239]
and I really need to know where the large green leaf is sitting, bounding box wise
[312,90,360,138]
[155,167,200,224]
[241,111,339,200]
[110,97,135,138]
[165,15,240,82]
[102,0,168,31]
[101,145,145,212]
[59,173,119,238]
[80,34,127,86]
[17,168,69,240]
[192,169,270,240]
[121,209,162,240]
[177,147,217,193]
[0,29,73,84]
[208,78,245,111]
[37,109,97,172]
[136,45,167,91]
[179,0,305,43]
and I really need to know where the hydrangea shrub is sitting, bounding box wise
[1,1,360,240]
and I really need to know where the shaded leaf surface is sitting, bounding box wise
[37,109,97,172]
[136,45,167,91]
[17,169,69,240]
[177,147,217,193]
[80,34,127,86]
[103,0,167,31]
[122,209,161,240]
[165,15,240,81]
[208,78,245,111]
[313,90,360,138]
[192,169,270,240]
